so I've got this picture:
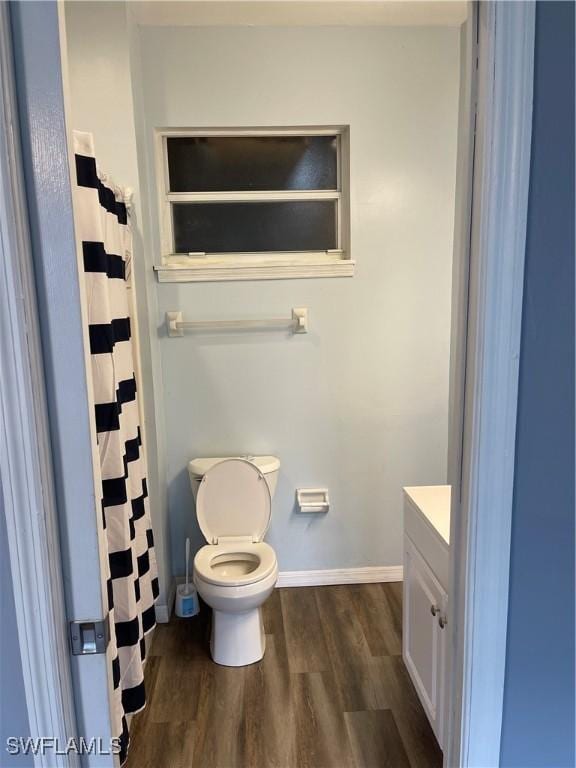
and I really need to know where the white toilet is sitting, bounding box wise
[188,456,280,667]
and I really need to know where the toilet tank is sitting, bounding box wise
[188,455,280,501]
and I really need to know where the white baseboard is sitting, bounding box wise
[154,579,176,623]
[161,568,402,603]
[276,565,403,588]
[155,604,170,623]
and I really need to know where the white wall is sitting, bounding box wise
[136,25,459,573]
[64,1,172,611]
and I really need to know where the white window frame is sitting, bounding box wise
[153,126,354,282]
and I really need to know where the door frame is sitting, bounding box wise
[1,2,115,766]
[0,4,79,766]
[0,2,534,767]
[446,2,535,767]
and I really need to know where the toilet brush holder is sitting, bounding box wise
[175,583,199,618]
[175,537,199,618]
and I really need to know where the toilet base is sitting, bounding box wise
[210,607,266,666]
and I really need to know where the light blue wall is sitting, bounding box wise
[500,2,575,765]
[0,483,33,766]
[134,26,459,574]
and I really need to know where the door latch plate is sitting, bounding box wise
[69,616,109,655]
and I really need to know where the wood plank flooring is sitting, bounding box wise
[126,584,442,768]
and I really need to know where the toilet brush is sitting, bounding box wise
[175,537,199,618]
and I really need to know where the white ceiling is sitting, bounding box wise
[129,0,468,28]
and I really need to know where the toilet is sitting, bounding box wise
[188,456,280,667]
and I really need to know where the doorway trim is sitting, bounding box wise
[0,3,535,767]
[0,5,78,766]
[446,2,535,767]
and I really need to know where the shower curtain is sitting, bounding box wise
[73,131,159,765]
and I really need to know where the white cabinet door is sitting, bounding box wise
[403,536,448,747]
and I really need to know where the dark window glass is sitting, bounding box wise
[167,136,338,192]
[172,201,337,254]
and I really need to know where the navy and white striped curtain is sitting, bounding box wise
[73,131,159,765]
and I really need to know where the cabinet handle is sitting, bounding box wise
[438,614,447,629]
[430,605,439,617]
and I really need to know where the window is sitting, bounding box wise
[155,128,353,282]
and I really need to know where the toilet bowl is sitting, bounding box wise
[189,456,279,666]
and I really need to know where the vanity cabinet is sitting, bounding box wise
[402,485,450,749]
[403,536,447,745]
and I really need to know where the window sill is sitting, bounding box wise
[154,255,355,282]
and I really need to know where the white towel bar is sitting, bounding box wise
[166,307,308,337]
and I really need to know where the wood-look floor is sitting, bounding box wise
[126,584,442,768]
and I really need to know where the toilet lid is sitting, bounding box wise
[196,458,272,544]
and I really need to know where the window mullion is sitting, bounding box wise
[166,190,341,203]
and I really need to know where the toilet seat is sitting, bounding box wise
[194,541,277,587]
[194,459,277,587]
[196,458,272,544]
